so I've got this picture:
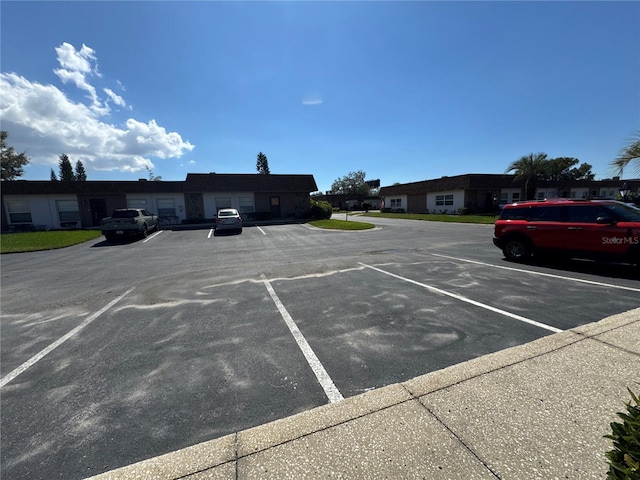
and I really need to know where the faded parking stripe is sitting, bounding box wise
[431,253,640,293]
[261,274,344,403]
[359,262,563,334]
[0,288,135,388]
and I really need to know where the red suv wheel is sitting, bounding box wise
[502,236,532,262]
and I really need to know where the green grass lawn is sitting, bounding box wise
[309,219,376,230]
[0,230,103,254]
[358,212,496,224]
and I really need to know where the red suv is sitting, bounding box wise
[493,199,640,267]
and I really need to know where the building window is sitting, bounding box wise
[390,198,402,208]
[436,194,454,206]
[600,189,616,198]
[6,200,32,223]
[57,200,80,223]
[239,196,254,214]
[215,197,231,211]
[128,199,147,209]
[537,191,545,200]
[157,198,176,217]
[500,192,509,203]
[511,192,520,202]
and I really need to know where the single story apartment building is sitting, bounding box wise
[379,174,640,214]
[1,173,318,231]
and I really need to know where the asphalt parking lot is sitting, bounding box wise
[1,216,639,480]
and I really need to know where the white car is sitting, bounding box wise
[215,208,243,234]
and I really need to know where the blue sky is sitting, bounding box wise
[1,1,639,193]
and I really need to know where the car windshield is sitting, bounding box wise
[112,210,139,218]
[601,203,640,222]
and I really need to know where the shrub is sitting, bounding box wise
[310,200,332,219]
[605,388,640,480]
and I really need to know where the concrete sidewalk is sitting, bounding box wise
[88,309,640,480]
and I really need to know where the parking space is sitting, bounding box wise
[270,266,547,398]
[1,306,95,377]
[1,219,639,480]
[1,278,329,480]
[357,256,640,331]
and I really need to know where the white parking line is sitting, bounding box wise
[261,274,344,403]
[208,228,214,239]
[359,262,563,333]
[142,230,163,243]
[431,254,640,293]
[0,288,135,388]
[257,226,266,235]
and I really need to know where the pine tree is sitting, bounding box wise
[58,154,75,181]
[50,168,58,181]
[75,160,87,181]
[256,152,270,174]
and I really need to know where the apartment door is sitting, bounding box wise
[89,199,108,226]
[270,196,281,219]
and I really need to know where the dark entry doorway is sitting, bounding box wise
[270,196,281,219]
[89,199,108,226]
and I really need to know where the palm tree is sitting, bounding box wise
[505,152,549,200]
[611,130,640,177]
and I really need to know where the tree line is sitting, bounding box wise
[2,129,639,183]
[50,154,87,181]
[506,153,595,200]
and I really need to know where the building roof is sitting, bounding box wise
[0,180,185,195]
[1,174,318,195]
[380,174,526,196]
[379,173,640,197]
[184,173,317,193]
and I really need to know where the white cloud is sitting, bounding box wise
[55,43,99,75]
[0,42,194,176]
[53,42,104,112]
[103,88,127,108]
[302,96,323,106]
